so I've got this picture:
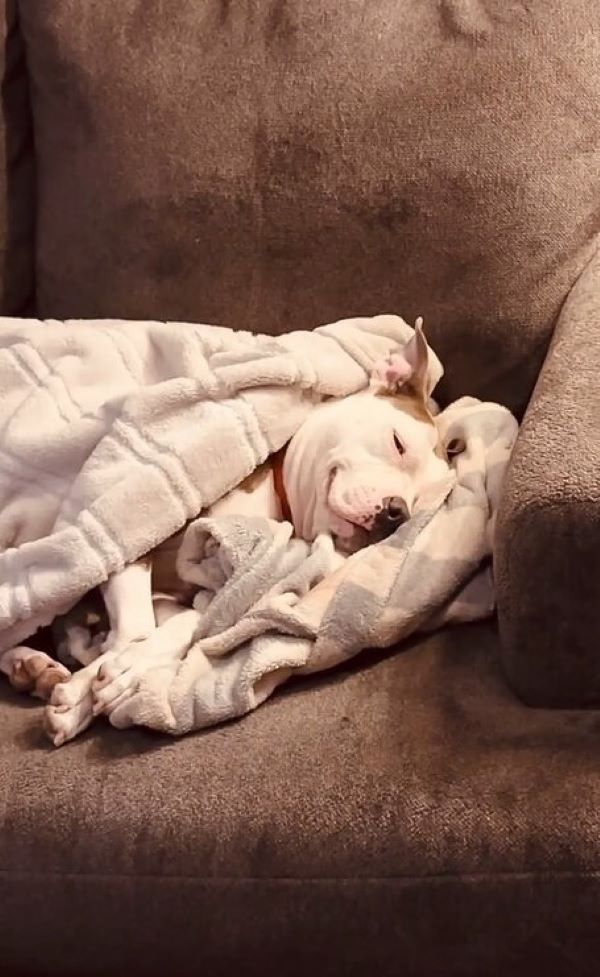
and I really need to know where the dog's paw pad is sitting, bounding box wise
[6,650,69,698]
[372,352,414,389]
[8,658,35,693]
[34,664,70,701]
[16,654,70,701]
[22,654,49,681]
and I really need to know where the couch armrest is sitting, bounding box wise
[495,250,600,706]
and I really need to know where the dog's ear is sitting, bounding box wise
[371,317,430,402]
[400,317,429,402]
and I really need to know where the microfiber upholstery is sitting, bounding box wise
[496,250,600,706]
[16,0,600,414]
[0,0,35,314]
[2,624,600,977]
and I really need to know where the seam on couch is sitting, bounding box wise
[0,869,598,883]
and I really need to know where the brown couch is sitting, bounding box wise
[1,2,600,975]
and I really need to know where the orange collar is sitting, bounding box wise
[271,446,292,524]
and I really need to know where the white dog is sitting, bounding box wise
[2,322,455,744]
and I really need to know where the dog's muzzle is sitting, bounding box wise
[337,496,410,553]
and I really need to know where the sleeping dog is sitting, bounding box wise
[2,321,455,743]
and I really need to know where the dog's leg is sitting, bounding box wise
[91,601,201,717]
[100,558,156,653]
[42,691,97,747]
[52,560,155,706]
[0,646,71,700]
[45,560,155,745]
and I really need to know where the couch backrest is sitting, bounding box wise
[8,0,600,414]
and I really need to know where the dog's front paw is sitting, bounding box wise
[4,648,71,701]
[44,695,94,747]
[91,633,173,717]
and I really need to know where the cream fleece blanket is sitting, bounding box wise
[0,314,429,654]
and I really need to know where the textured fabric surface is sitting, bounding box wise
[17,0,600,414]
[0,1,35,314]
[496,250,600,706]
[2,624,600,977]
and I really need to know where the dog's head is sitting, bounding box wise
[283,320,454,552]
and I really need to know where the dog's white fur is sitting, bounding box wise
[2,323,451,745]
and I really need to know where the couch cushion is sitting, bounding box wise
[1,622,600,977]
[0,0,35,315]
[17,0,600,415]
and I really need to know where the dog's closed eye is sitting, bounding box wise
[393,433,406,456]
